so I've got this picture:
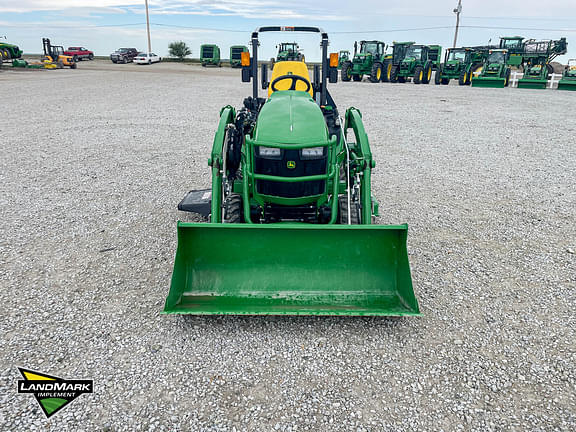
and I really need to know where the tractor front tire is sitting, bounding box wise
[458,69,468,85]
[382,61,392,82]
[435,67,442,85]
[70,62,77,69]
[224,194,244,223]
[338,197,361,225]
[413,66,424,84]
[422,65,432,84]
[341,62,352,81]
[370,62,383,83]
[389,65,399,83]
[352,74,362,82]
[398,76,406,83]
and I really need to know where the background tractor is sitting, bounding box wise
[391,44,442,84]
[386,42,413,82]
[270,42,304,67]
[42,38,76,69]
[517,38,567,89]
[0,39,23,64]
[230,45,248,68]
[200,44,221,67]
[340,40,389,83]
[337,50,350,70]
[435,46,488,85]
[167,26,419,316]
[472,49,513,87]
[558,59,576,90]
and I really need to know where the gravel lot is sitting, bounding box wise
[1,60,574,431]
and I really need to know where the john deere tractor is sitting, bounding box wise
[435,46,488,85]
[0,39,23,64]
[340,40,389,83]
[390,44,442,84]
[517,38,567,89]
[337,50,350,70]
[558,59,576,90]
[472,49,512,87]
[166,26,419,316]
[200,44,221,67]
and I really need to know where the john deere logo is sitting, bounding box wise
[17,368,93,418]
[287,160,296,169]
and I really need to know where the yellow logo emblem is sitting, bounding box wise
[287,161,296,169]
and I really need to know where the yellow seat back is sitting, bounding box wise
[268,61,313,98]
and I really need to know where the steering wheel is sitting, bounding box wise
[270,74,311,93]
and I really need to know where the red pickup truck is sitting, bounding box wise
[63,46,94,62]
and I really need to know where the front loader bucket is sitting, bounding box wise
[557,80,576,91]
[517,79,547,89]
[471,77,506,88]
[164,223,420,316]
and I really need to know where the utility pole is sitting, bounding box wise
[144,0,152,54]
[453,0,462,48]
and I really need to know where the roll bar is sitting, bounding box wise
[244,26,335,106]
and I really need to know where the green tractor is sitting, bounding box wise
[166,26,419,316]
[200,44,221,67]
[558,59,576,91]
[272,42,304,64]
[471,49,512,88]
[390,44,442,84]
[337,50,350,70]
[0,39,23,65]
[340,40,389,83]
[435,46,488,85]
[229,45,248,68]
[517,38,567,89]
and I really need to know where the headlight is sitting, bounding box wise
[301,147,324,159]
[258,147,281,158]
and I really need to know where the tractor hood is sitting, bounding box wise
[254,91,329,145]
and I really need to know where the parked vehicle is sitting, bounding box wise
[63,46,94,62]
[110,48,139,64]
[42,38,76,69]
[230,45,248,68]
[340,40,389,83]
[200,44,221,67]
[391,44,442,84]
[134,52,161,64]
[0,40,23,63]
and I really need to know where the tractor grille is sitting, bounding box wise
[254,149,327,198]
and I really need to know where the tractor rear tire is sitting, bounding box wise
[352,74,362,82]
[413,66,423,84]
[341,62,352,81]
[370,62,383,83]
[224,194,244,223]
[458,69,468,85]
[389,65,399,83]
[338,196,361,225]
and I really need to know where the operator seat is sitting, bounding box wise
[268,61,313,98]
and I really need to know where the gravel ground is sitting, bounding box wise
[1,61,575,431]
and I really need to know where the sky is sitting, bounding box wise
[1,0,575,62]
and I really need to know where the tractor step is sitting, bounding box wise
[164,223,420,316]
[177,189,211,217]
